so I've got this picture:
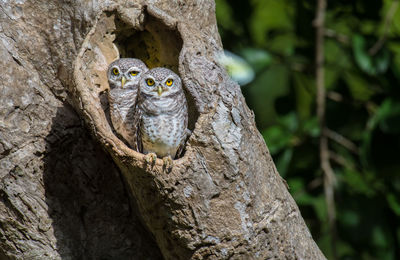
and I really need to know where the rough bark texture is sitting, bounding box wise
[0,0,326,259]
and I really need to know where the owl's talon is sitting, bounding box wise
[162,156,173,171]
[145,153,157,165]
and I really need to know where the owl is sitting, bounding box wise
[107,58,148,149]
[137,67,189,168]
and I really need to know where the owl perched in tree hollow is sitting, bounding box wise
[137,67,189,167]
[107,58,148,149]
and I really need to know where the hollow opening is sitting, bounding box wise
[113,14,181,73]
[97,11,197,159]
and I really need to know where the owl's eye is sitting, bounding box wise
[130,71,139,76]
[146,79,155,86]
[165,79,173,86]
[112,68,119,75]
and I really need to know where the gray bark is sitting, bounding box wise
[0,0,326,259]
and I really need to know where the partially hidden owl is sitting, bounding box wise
[137,67,189,167]
[107,58,148,149]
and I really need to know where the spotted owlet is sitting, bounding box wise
[137,67,189,167]
[107,58,148,149]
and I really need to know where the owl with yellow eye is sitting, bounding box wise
[136,67,189,168]
[107,58,148,149]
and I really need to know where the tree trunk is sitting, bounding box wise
[0,0,326,259]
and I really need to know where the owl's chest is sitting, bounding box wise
[141,113,184,147]
[109,90,137,120]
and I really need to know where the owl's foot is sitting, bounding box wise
[144,153,157,165]
[162,156,173,171]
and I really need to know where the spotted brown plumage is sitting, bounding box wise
[107,58,148,150]
[136,67,189,167]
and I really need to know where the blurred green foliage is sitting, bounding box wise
[215,0,400,259]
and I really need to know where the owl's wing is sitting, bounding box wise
[134,106,142,153]
[123,101,138,150]
[175,98,190,159]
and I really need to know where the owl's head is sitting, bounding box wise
[140,67,182,98]
[107,58,148,90]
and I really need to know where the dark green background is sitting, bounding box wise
[215,0,400,259]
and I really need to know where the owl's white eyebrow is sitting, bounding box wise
[128,67,142,71]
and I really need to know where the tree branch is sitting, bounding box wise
[324,28,350,45]
[324,128,359,154]
[314,0,337,259]
[369,0,399,56]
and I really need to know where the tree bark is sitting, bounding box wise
[0,0,326,259]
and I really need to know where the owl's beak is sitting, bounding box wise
[157,85,163,96]
[121,76,127,88]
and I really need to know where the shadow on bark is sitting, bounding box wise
[42,103,163,259]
